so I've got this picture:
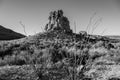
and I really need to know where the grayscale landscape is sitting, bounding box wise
[0,0,120,80]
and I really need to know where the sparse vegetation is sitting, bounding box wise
[0,10,120,80]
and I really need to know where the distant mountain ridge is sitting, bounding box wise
[106,35,120,40]
[0,25,26,40]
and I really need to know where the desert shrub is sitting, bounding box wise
[14,55,26,65]
[49,48,63,63]
[59,47,70,58]
[109,77,120,80]
[114,42,120,49]
[82,77,92,80]
[110,49,120,56]
[67,47,90,65]
[0,58,7,66]
[31,50,45,64]
[92,41,104,48]
[89,47,108,60]
[19,43,30,51]
[108,49,120,64]
[47,46,89,65]
[3,54,26,65]
[90,51,104,60]
[0,47,12,57]
[0,50,39,66]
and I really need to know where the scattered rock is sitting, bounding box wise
[79,31,87,37]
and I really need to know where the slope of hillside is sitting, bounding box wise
[0,29,119,80]
[0,25,26,40]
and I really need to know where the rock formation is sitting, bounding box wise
[45,10,72,33]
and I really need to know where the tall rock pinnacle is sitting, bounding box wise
[44,10,72,33]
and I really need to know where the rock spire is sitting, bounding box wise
[45,10,72,33]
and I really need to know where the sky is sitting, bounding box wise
[0,0,120,36]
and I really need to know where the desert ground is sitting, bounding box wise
[0,10,120,80]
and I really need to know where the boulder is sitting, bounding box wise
[79,31,87,37]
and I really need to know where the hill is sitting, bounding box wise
[0,25,26,40]
[0,10,120,80]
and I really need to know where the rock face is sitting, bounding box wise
[45,10,72,33]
